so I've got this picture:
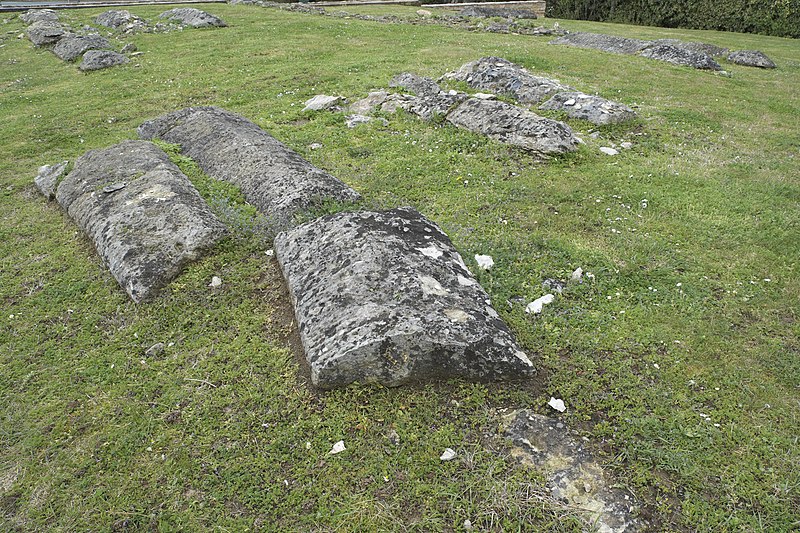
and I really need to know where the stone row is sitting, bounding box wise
[551,32,777,70]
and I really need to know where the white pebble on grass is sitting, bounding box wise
[600,147,619,156]
[440,448,457,461]
[525,294,555,314]
[474,254,494,271]
[547,397,566,412]
[209,276,222,288]
[328,440,346,455]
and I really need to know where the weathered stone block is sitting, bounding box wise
[158,8,226,28]
[727,50,776,69]
[389,72,442,97]
[20,9,59,24]
[34,160,69,199]
[138,106,360,226]
[79,50,129,71]
[55,140,226,302]
[274,207,534,388]
[550,32,651,55]
[26,21,66,46]
[539,91,636,125]
[53,35,111,62]
[447,99,578,156]
[640,43,722,70]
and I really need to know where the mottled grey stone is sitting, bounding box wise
[158,8,226,28]
[34,160,68,199]
[389,72,442,97]
[447,99,578,156]
[727,50,776,69]
[20,9,59,24]
[550,32,651,55]
[539,91,636,125]
[349,90,389,114]
[461,6,537,19]
[640,43,721,70]
[54,140,226,302]
[503,411,641,532]
[26,20,66,46]
[274,207,535,388]
[398,92,467,121]
[79,50,129,71]
[443,57,570,104]
[138,106,360,226]
[302,94,341,112]
[654,39,728,57]
[95,10,143,29]
[53,35,111,62]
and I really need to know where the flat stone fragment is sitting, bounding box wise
[396,92,467,121]
[389,72,442,97]
[95,10,144,29]
[302,94,341,112]
[539,91,636,125]
[34,160,69,199]
[79,50,129,71]
[349,90,389,114]
[503,411,641,532]
[54,140,226,302]
[727,50,776,69]
[639,44,721,70]
[53,34,112,62]
[550,32,651,55]
[274,207,535,388]
[26,21,66,46]
[20,9,59,24]
[461,6,537,19]
[138,106,360,226]
[447,99,578,156]
[158,8,226,28]
[443,57,570,104]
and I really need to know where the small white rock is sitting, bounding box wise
[600,147,619,156]
[564,98,576,106]
[302,94,340,112]
[547,397,566,412]
[474,254,494,271]
[440,448,457,461]
[525,294,555,314]
[265,249,274,257]
[620,141,633,149]
[571,267,583,281]
[329,440,346,455]
[209,276,222,288]
[464,519,473,530]
[472,92,496,100]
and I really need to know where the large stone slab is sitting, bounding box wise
[53,35,112,62]
[539,91,636,125]
[274,207,534,388]
[26,21,66,46]
[447,98,578,156]
[443,57,569,104]
[550,32,651,55]
[158,8,227,28]
[79,50,129,71]
[727,50,776,69]
[20,9,59,24]
[639,43,721,70]
[389,72,442,97]
[95,10,145,30]
[138,106,360,226]
[653,39,728,57]
[55,140,226,302]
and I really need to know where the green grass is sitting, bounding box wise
[1,3,799,531]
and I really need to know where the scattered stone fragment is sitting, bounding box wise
[158,8,226,28]
[620,141,633,149]
[416,9,431,17]
[33,160,68,199]
[503,411,640,532]
[542,278,565,294]
[79,50,129,71]
[640,43,722,70]
[145,342,165,357]
[389,72,442,97]
[600,147,619,156]
[443,57,569,104]
[138,106,360,226]
[727,50,776,69]
[53,34,111,62]
[547,397,566,412]
[54,140,226,302]
[460,6,538,19]
[447,99,578,156]
[349,90,389,114]
[329,440,346,454]
[526,294,554,314]
[551,32,651,55]
[26,21,66,46]
[302,94,341,112]
[474,254,494,271]
[209,276,222,288]
[95,10,144,30]
[274,207,535,388]
[345,114,386,128]
[571,267,583,281]
[20,9,59,24]
[121,42,137,54]
[440,448,457,461]
[539,91,636,125]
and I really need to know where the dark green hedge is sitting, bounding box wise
[546,0,800,38]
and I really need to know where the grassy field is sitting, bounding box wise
[1,3,799,531]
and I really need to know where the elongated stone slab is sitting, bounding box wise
[640,44,721,71]
[447,98,578,156]
[55,140,226,302]
[550,32,651,55]
[539,91,636,125]
[274,207,534,388]
[138,106,360,226]
[443,56,569,104]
